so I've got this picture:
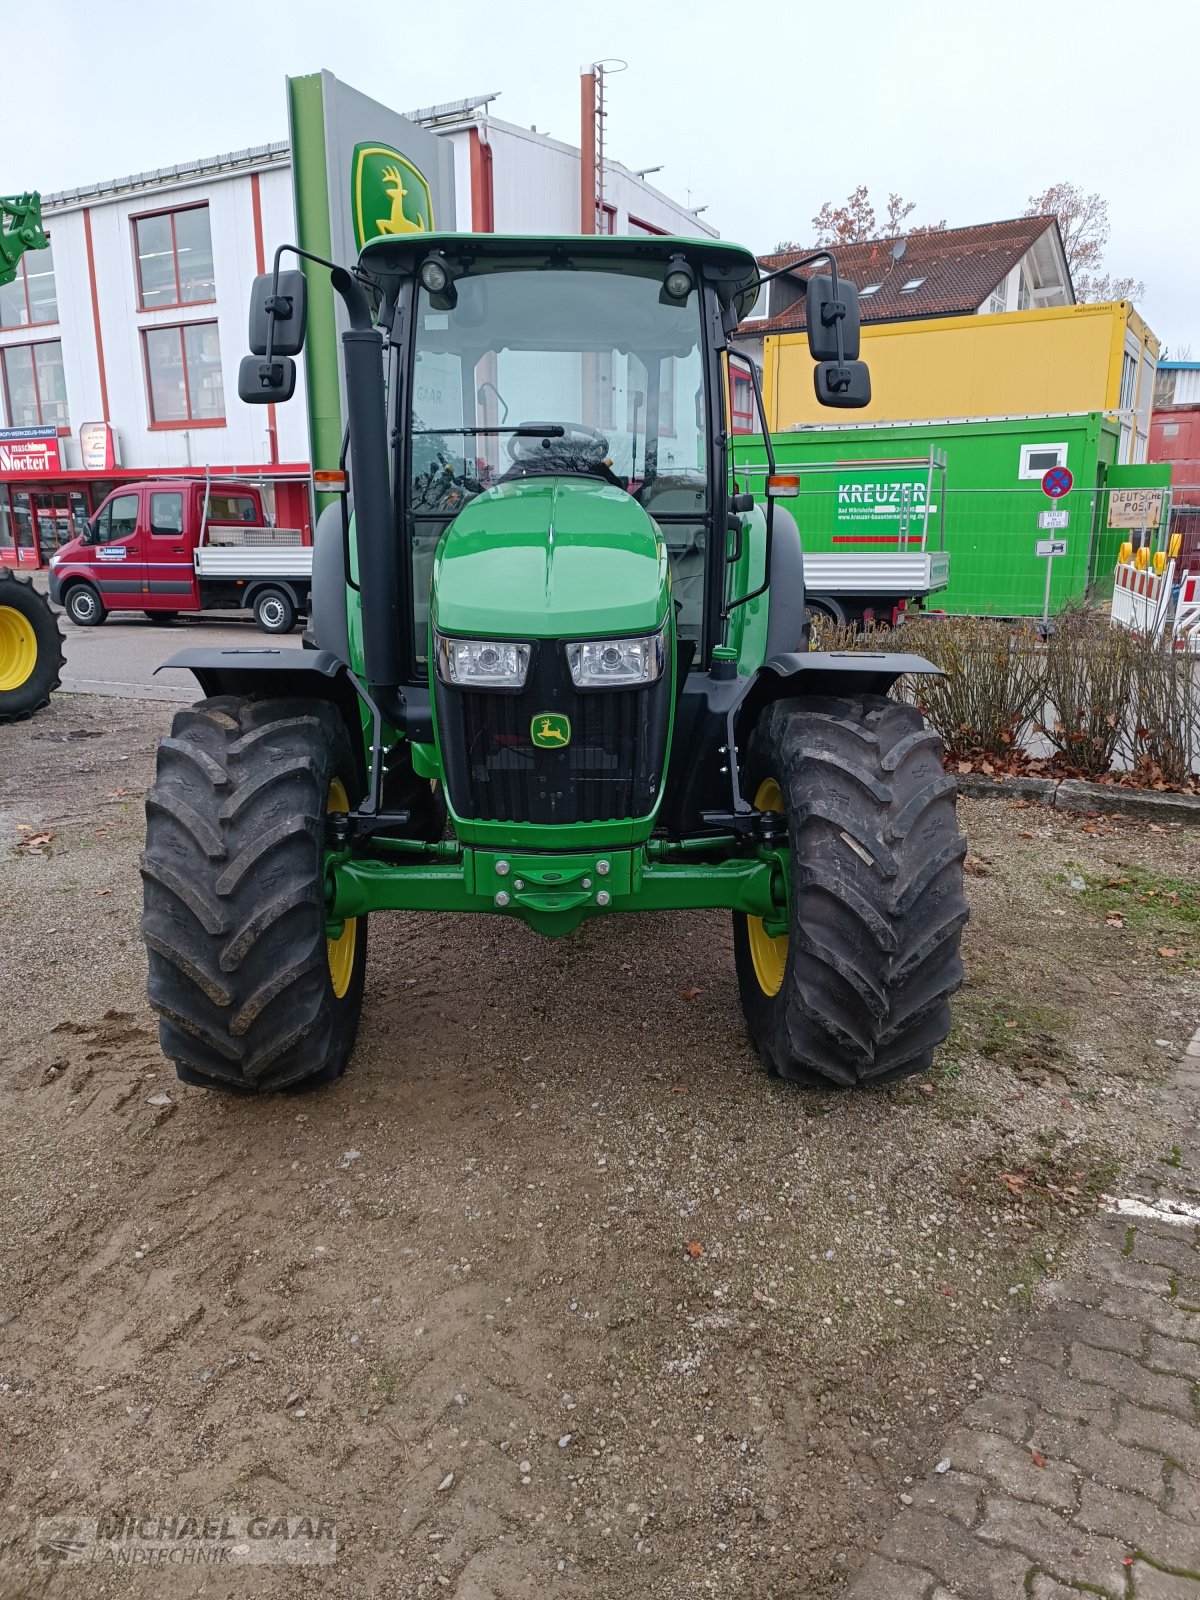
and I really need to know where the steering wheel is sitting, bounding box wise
[506,421,609,464]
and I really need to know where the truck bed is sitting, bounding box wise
[802,551,950,597]
[195,547,313,579]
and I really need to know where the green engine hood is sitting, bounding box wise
[432,477,670,639]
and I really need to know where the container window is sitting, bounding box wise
[1018,442,1067,480]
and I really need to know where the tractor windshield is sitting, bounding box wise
[408,264,708,513]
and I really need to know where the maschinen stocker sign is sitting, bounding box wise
[0,425,61,475]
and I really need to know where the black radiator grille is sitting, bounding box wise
[436,643,671,825]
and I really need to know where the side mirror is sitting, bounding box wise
[248,270,308,358]
[238,354,297,405]
[814,360,872,409]
[806,275,861,362]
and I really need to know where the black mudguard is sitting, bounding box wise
[156,647,364,738]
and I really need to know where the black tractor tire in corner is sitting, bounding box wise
[252,587,296,635]
[0,569,65,723]
[65,582,107,627]
[141,696,368,1093]
[733,693,968,1087]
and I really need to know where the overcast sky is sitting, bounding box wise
[7,0,1196,353]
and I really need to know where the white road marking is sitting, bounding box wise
[1102,1196,1200,1225]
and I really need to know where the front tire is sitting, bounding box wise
[0,569,64,723]
[734,695,968,1087]
[65,583,106,627]
[141,696,368,1092]
[253,588,296,635]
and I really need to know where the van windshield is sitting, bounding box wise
[409,264,708,515]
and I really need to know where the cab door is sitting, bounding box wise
[90,490,146,612]
[143,488,198,612]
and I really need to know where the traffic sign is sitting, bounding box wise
[1036,538,1068,558]
[1042,466,1073,499]
[1038,508,1069,530]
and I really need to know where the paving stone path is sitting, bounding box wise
[841,1031,1200,1599]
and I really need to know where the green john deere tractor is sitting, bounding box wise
[141,233,967,1093]
[0,195,63,725]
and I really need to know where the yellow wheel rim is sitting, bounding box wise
[0,604,37,693]
[326,777,358,999]
[747,776,788,998]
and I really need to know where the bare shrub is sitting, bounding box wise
[1129,637,1200,786]
[1041,609,1136,778]
[900,617,1044,760]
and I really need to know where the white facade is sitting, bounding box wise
[1,114,716,482]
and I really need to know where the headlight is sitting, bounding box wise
[565,628,666,688]
[435,634,531,688]
[48,552,63,567]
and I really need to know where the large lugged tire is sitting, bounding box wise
[0,569,64,723]
[734,694,968,1087]
[141,696,368,1092]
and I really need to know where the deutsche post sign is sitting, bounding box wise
[1107,488,1164,529]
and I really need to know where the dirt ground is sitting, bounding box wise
[1,694,1198,1600]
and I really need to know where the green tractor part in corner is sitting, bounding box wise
[1,192,49,289]
[0,196,64,723]
[141,234,968,1094]
[0,569,65,724]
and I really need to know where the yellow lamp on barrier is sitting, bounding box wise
[1153,550,1167,576]
[1168,532,1182,559]
[1133,545,1149,570]
[1118,541,1133,564]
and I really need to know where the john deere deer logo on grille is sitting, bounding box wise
[351,145,434,251]
[531,714,571,749]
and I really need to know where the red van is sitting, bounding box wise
[48,479,312,634]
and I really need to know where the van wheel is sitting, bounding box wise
[66,584,107,627]
[253,588,296,635]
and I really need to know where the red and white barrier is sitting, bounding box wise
[1111,560,1174,639]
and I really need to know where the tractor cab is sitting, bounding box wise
[363,234,762,669]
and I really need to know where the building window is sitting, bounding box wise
[1,341,68,428]
[859,284,881,298]
[987,286,1007,315]
[1119,350,1138,411]
[133,204,215,310]
[899,277,926,293]
[1018,441,1067,480]
[1017,270,1032,311]
[0,236,58,328]
[142,322,225,426]
[628,216,668,237]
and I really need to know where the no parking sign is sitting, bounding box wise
[1041,465,1073,499]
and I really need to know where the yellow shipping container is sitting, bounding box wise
[762,301,1159,459]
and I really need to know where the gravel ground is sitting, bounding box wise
[1,694,1198,1599]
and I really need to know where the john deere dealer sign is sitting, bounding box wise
[287,72,455,499]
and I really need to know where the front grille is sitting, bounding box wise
[435,642,671,825]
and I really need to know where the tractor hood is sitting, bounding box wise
[431,477,670,639]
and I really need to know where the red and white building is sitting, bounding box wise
[0,90,717,566]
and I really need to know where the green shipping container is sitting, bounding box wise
[731,412,1171,617]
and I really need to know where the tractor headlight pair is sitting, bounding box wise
[434,626,667,690]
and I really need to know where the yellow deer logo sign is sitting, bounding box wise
[351,145,435,251]
[376,166,426,236]
[530,713,572,749]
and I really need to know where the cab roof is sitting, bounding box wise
[358,232,762,319]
